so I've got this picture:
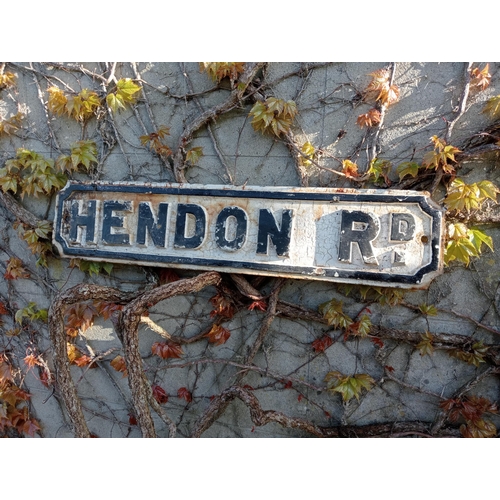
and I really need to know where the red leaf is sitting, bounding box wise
[0,302,8,315]
[151,341,184,359]
[177,387,192,403]
[22,418,41,437]
[128,413,137,426]
[371,337,384,348]
[248,300,267,312]
[152,384,168,404]
[312,335,333,352]
[324,411,332,418]
[297,394,303,402]
[243,384,254,391]
[205,324,231,346]
[94,301,123,320]
[210,293,235,319]
[283,380,293,389]
[384,365,395,373]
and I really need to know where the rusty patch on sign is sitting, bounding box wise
[53,181,445,288]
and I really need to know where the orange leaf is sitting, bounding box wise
[248,300,267,312]
[356,108,381,128]
[110,355,128,377]
[151,341,184,359]
[470,64,491,92]
[205,324,231,346]
[210,293,235,319]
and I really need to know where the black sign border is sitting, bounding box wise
[54,182,444,286]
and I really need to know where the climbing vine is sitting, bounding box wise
[0,62,499,438]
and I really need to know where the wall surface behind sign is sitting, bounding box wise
[0,62,499,438]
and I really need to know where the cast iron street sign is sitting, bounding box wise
[53,182,444,288]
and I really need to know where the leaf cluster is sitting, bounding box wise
[449,341,489,367]
[0,356,41,437]
[444,223,493,266]
[15,302,47,324]
[4,257,30,280]
[0,148,67,199]
[363,69,400,107]
[324,371,375,402]
[69,258,113,277]
[48,87,101,121]
[422,136,460,174]
[445,178,498,212]
[106,79,141,113]
[0,71,17,89]
[250,97,297,137]
[319,299,353,329]
[0,112,24,137]
[200,62,245,84]
[440,395,497,438]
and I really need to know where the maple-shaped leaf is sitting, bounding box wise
[210,292,236,319]
[483,94,500,119]
[422,136,460,173]
[0,112,24,137]
[106,92,126,113]
[200,62,245,83]
[470,64,491,92]
[151,341,184,359]
[23,353,41,369]
[449,341,489,367]
[364,69,400,106]
[318,299,353,329]
[177,387,193,403]
[248,300,267,312]
[205,324,231,346]
[73,355,93,367]
[4,257,30,280]
[312,335,334,353]
[47,87,68,115]
[94,301,123,320]
[64,302,98,337]
[468,228,494,254]
[418,304,438,316]
[356,108,381,128]
[396,161,420,180]
[0,71,17,89]
[186,147,204,165]
[461,419,497,438]
[344,315,372,340]
[0,358,13,383]
[21,418,41,437]
[152,384,168,404]
[108,79,141,113]
[416,331,434,357]
[342,159,359,178]
[110,355,128,377]
[324,371,375,402]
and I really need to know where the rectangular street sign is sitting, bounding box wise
[53,182,444,288]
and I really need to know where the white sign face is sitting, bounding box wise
[53,182,444,288]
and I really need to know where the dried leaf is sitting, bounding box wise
[470,64,491,92]
[205,324,231,346]
[356,108,381,128]
[416,331,434,357]
[152,384,168,404]
[325,371,375,402]
[177,387,193,403]
[312,335,334,352]
[151,341,184,359]
[110,355,128,377]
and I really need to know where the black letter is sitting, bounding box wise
[102,201,132,245]
[174,204,206,249]
[390,213,415,242]
[338,211,379,265]
[215,206,247,251]
[69,200,96,244]
[136,202,169,247]
[257,209,293,257]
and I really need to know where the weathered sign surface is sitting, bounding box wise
[53,182,444,288]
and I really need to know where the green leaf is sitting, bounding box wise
[186,147,204,165]
[416,331,434,356]
[444,238,479,266]
[477,180,499,202]
[106,93,126,113]
[319,298,353,329]
[396,161,420,180]
[325,371,375,402]
[468,228,494,253]
[483,94,500,119]
[419,303,438,316]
